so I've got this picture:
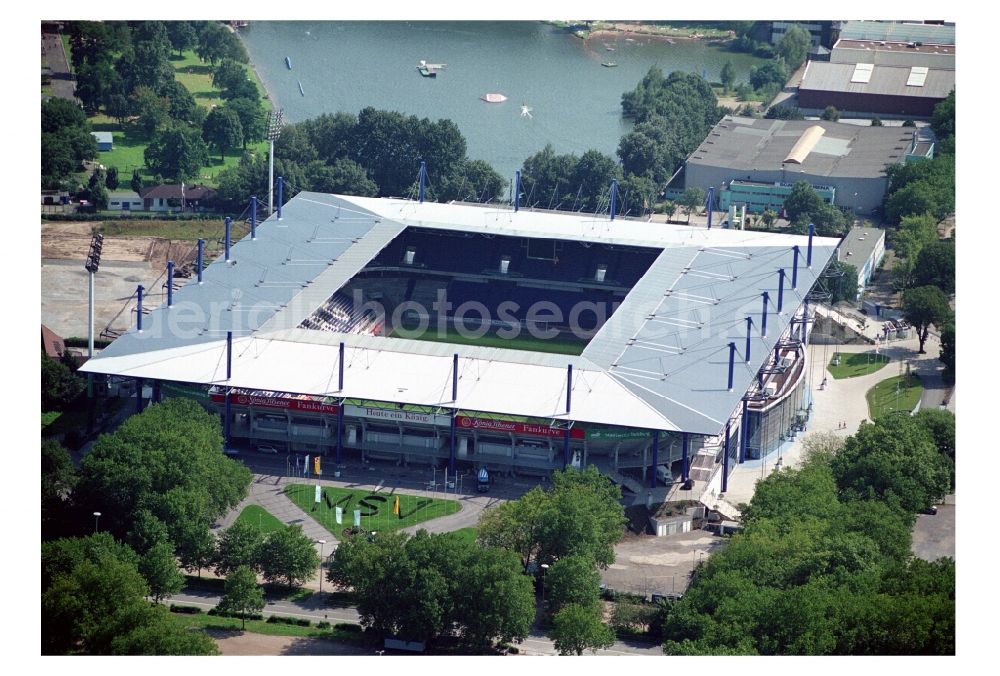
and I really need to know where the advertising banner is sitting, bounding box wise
[457,415,585,440]
[353,509,361,528]
[585,427,652,441]
[335,506,343,524]
[210,392,339,414]
[344,404,450,426]
[315,485,322,504]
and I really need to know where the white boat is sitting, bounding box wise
[481,92,507,103]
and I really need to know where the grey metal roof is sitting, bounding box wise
[837,226,885,267]
[799,61,955,100]
[688,116,914,179]
[838,21,955,46]
[85,192,839,437]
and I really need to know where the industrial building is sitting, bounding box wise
[684,115,934,217]
[837,226,886,300]
[834,20,955,47]
[830,39,955,70]
[81,188,838,496]
[797,60,955,118]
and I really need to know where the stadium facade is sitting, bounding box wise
[81,191,838,495]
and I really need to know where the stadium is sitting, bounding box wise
[80,187,839,498]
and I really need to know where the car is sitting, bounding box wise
[257,445,280,454]
[223,447,240,456]
[921,505,939,515]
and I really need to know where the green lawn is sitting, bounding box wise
[827,351,891,379]
[166,610,367,644]
[235,505,286,534]
[866,374,923,419]
[98,218,249,243]
[389,325,587,356]
[284,484,461,539]
[449,527,478,547]
[41,411,62,429]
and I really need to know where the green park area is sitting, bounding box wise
[827,351,891,379]
[234,505,285,534]
[284,484,460,538]
[866,374,923,419]
[166,609,366,644]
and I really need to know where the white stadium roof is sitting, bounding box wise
[81,192,839,436]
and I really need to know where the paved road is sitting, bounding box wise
[166,587,663,656]
[41,30,77,102]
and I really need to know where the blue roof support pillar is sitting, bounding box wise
[250,196,258,240]
[339,342,345,391]
[777,268,786,314]
[135,378,143,414]
[196,239,204,284]
[166,260,174,307]
[745,316,753,364]
[792,246,800,289]
[706,186,715,229]
[727,342,736,391]
[739,398,749,463]
[449,413,457,475]
[807,223,815,267]
[223,390,231,447]
[650,430,659,488]
[452,353,459,402]
[761,291,769,339]
[226,331,233,380]
[802,301,809,345]
[335,404,344,465]
[277,176,284,220]
[224,216,232,262]
[681,432,690,482]
[136,285,144,332]
[722,421,731,493]
[514,170,521,212]
[566,364,573,414]
[419,160,427,203]
[610,179,618,221]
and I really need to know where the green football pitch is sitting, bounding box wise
[388,324,587,355]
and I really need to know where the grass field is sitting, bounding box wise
[98,218,249,242]
[866,374,923,419]
[449,527,478,547]
[284,484,460,539]
[828,351,891,379]
[166,610,367,644]
[389,325,587,355]
[235,505,286,534]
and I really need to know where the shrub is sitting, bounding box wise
[316,621,331,629]
[335,622,363,633]
[169,604,204,615]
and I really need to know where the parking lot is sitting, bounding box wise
[912,494,956,562]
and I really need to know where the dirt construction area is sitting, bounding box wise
[601,529,728,598]
[207,629,371,656]
[41,222,200,339]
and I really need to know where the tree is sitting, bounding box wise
[225,97,266,148]
[777,25,811,69]
[913,240,955,294]
[800,431,845,464]
[902,285,952,353]
[217,565,265,630]
[831,416,952,513]
[214,520,264,577]
[662,200,677,221]
[42,439,77,538]
[144,124,210,181]
[257,524,320,588]
[764,105,804,120]
[197,22,249,66]
[158,79,199,124]
[749,60,789,92]
[41,352,84,411]
[211,59,246,92]
[939,320,955,382]
[761,208,777,228]
[930,89,955,150]
[821,105,840,121]
[139,538,184,602]
[106,166,119,190]
[782,181,824,222]
[202,107,244,161]
[720,61,736,93]
[131,168,144,193]
[678,187,705,223]
[131,85,170,134]
[544,554,602,613]
[109,605,219,655]
[453,546,535,651]
[913,408,955,461]
[166,21,197,56]
[550,603,615,655]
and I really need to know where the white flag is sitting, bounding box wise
[304,454,310,476]
[353,509,361,528]
[315,485,322,503]
[335,506,343,524]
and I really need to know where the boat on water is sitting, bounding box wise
[285,56,292,70]
[605,45,616,52]
[416,60,447,77]
[481,92,507,103]
[601,61,618,67]
[298,80,305,96]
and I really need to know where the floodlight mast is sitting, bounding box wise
[85,233,103,398]
[267,109,284,216]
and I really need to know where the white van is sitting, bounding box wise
[656,465,672,484]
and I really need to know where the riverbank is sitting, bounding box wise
[234,27,280,114]
[551,20,734,43]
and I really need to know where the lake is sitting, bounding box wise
[240,21,765,182]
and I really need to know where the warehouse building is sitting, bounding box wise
[684,115,933,217]
[81,191,839,495]
[837,226,886,300]
[797,60,955,118]
[830,39,955,70]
